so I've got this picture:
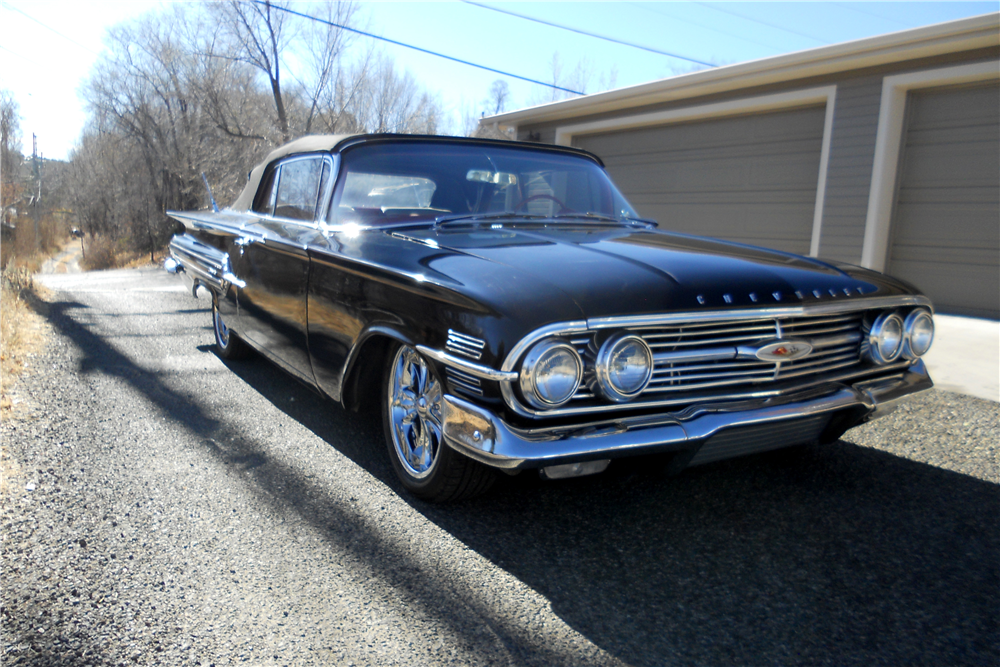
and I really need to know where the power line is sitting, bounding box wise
[833,3,917,30]
[696,2,830,46]
[630,2,783,54]
[461,1,716,68]
[259,1,585,95]
[0,44,40,66]
[2,4,102,56]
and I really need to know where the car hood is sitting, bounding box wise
[395,223,910,320]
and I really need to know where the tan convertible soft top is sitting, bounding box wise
[230,134,356,211]
[228,132,602,212]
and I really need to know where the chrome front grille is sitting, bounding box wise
[446,367,483,396]
[571,313,864,401]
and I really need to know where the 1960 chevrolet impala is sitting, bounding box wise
[165,134,935,501]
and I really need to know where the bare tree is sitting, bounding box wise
[211,0,296,142]
[526,53,618,106]
[71,1,452,262]
[1,90,23,227]
[348,53,442,134]
[485,80,510,116]
[208,0,360,142]
[295,0,361,134]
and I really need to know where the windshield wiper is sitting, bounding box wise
[433,211,547,227]
[621,215,658,228]
[550,212,619,222]
[551,212,659,227]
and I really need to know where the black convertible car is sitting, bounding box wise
[166,134,935,501]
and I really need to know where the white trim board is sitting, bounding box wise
[861,60,1000,271]
[554,86,838,258]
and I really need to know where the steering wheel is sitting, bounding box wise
[514,194,569,213]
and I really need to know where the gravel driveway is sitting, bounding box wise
[2,268,997,666]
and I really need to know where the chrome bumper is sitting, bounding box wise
[167,234,235,297]
[440,362,933,470]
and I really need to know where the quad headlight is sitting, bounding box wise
[519,339,583,409]
[866,309,934,365]
[867,311,905,365]
[902,308,934,359]
[594,334,653,402]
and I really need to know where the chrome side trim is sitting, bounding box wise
[416,346,518,382]
[446,329,487,360]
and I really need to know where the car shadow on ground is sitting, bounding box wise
[220,349,999,667]
[36,295,998,666]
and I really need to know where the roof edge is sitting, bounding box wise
[483,12,1000,128]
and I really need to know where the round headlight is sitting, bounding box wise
[867,312,904,364]
[903,309,934,358]
[595,334,653,402]
[519,339,582,409]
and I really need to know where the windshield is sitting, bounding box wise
[330,141,640,226]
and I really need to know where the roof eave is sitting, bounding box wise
[484,12,1000,128]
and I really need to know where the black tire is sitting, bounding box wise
[382,343,495,502]
[212,297,251,360]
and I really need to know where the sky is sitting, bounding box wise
[0,1,996,161]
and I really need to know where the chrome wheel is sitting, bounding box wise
[387,345,444,479]
[212,298,250,359]
[213,302,232,349]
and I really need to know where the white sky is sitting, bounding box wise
[0,1,995,161]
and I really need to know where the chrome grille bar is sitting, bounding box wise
[571,313,867,400]
[446,367,484,396]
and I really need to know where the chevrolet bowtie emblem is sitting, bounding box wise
[753,340,813,362]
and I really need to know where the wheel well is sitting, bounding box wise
[341,335,394,414]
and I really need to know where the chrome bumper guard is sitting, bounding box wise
[440,361,933,470]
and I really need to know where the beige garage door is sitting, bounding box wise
[887,81,999,319]
[575,105,826,255]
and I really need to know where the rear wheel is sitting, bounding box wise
[382,343,495,502]
[212,297,251,360]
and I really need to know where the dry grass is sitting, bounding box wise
[0,266,49,416]
[80,235,117,271]
[80,234,165,271]
[120,249,166,269]
[0,213,66,271]
[0,266,51,495]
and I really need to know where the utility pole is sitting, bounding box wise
[31,133,40,252]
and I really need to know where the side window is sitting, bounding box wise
[252,166,278,215]
[274,157,325,221]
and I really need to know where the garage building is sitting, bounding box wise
[483,14,999,319]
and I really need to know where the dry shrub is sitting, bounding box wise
[77,235,165,271]
[1,213,68,272]
[81,235,118,271]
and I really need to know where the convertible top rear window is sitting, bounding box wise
[330,142,638,226]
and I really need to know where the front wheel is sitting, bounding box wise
[212,297,251,360]
[382,343,495,502]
